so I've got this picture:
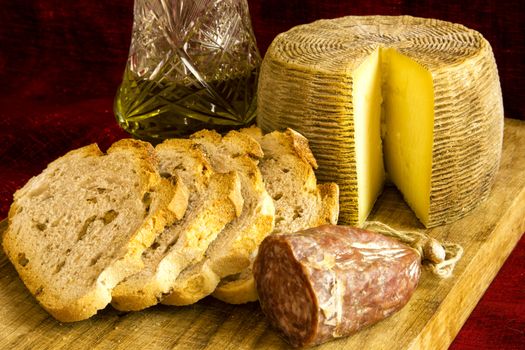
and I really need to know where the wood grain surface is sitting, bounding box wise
[0,118,524,350]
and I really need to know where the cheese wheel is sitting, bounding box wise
[257,15,504,228]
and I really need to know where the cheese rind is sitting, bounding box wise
[257,15,504,227]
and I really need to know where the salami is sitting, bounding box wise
[253,225,421,347]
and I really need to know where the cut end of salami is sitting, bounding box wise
[254,239,319,347]
[253,225,421,348]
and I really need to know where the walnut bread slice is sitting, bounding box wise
[111,139,243,311]
[212,127,339,304]
[2,139,188,322]
[162,130,275,306]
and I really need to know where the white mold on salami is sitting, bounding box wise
[253,225,421,347]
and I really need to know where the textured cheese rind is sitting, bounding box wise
[257,15,504,227]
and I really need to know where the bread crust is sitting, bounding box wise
[318,183,340,225]
[161,130,275,306]
[285,128,318,169]
[3,140,187,322]
[111,138,244,312]
[213,127,339,304]
[212,268,258,305]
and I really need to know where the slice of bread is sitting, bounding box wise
[111,139,243,311]
[2,139,188,322]
[211,267,257,305]
[212,127,339,304]
[161,130,275,306]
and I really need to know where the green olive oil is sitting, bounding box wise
[114,66,258,141]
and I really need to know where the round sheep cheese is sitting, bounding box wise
[257,15,504,228]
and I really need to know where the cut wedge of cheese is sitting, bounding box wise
[381,48,435,225]
[353,48,385,225]
[257,15,504,227]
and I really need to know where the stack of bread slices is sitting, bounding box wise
[2,127,339,322]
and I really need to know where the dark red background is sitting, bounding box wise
[0,1,523,348]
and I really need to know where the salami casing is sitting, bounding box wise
[253,225,421,347]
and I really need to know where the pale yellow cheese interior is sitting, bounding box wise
[352,48,435,226]
[381,48,435,226]
[353,49,385,224]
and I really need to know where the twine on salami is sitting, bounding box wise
[362,221,464,278]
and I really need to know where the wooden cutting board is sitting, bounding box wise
[1,118,524,350]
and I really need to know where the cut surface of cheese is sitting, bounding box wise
[257,15,504,227]
[381,48,435,226]
[353,48,385,224]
